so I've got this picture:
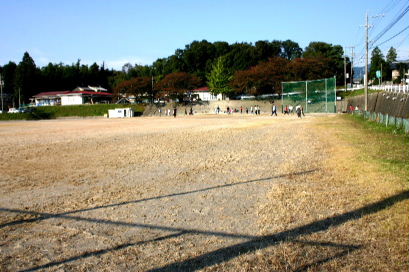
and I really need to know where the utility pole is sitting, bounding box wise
[364,12,369,111]
[344,46,355,91]
[363,12,383,111]
[348,47,354,88]
[344,53,347,92]
[0,74,4,113]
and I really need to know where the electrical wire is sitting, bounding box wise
[371,4,409,46]
[374,25,409,47]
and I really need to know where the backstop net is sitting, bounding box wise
[281,77,337,113]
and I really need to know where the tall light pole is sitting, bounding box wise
[344,53,347,92]
[364,12,369,111]
[363,12,383,111]
[0,74,4,113]
[346,46,355,88]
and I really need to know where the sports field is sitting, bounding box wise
[0,114,407,271]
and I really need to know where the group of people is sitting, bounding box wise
[282,104,305,118]
[158,104,306,118]
[215,105,262,115]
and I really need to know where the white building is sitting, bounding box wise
[108,108,134,118]
[33,91,69,106]
[191,87,224,101]
[33,86,112,106]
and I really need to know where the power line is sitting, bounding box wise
[369,0,402,35]
[371,4,409,46]
[374,25,409,47]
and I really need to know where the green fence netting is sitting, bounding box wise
[282,77,337,113]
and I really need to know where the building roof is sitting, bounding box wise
[192,87,210,92]
[33,91,70,98]
[73,86,108,92]
[34,90,112,98]
[67,91,112,96]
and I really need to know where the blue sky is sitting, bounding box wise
[1,0,408,70]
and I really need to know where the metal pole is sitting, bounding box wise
[364,12,369,111]
[381,62,383,86]
[350,47,354,88]
[281,82,284,113]
[0,75,4,113]
[344,53,347,92]
[325,78,328,113]
[334,76,337,113]
[305,80,308,113]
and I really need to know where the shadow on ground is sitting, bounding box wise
[1,170,407,272]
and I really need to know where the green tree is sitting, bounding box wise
[369,47,385,84]
[303,42,345,84]
[386,47,397,63]
[281,40,302,60]
[1,62,17,95]
[385,47,397,81]
[15,52,38,105]
[207,57,233,96]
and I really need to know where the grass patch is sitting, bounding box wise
[0,104,145,120]
[337,88,381,99]
[341,114,409,182]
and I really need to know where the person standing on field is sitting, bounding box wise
[272,104,277,116]
[173,108,177,118]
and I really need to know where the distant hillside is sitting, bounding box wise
[353,66,365,80]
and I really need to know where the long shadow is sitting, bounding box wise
[0,169,316,229]
[21,237,360,272]
[293,248,359,272]
[0,207,257,239]
[20,231,187,272]
[148,190,409,271]
[11,190,409,272]
[291,239,362,272]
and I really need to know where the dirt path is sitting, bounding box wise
[0,114,406,271]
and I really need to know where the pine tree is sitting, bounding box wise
[15,52,38,105]
[386,47,397,63]
[369,47,385,84]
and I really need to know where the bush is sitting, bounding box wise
[0,104,145,120]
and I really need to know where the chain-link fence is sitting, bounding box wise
[281,77,336,113]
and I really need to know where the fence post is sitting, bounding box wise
[325,78,328,113]
[305,80,308,113]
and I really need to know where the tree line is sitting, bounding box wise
[369,46,405,84]
[1,39,353,106]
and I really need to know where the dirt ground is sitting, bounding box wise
[0,114,407,271]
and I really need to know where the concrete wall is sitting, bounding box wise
[345,92,409,118]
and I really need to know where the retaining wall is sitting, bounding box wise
[345,92,409,119]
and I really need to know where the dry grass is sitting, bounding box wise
[227,115,409,272]
[1,115,408,271]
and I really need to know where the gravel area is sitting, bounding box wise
[0,114,323,271]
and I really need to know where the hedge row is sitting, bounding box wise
[0,104,145,120]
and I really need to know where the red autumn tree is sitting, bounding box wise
[288,57,333,81]
[231,57,290,95]
[156,72,202,98]
[113,76,152,100]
